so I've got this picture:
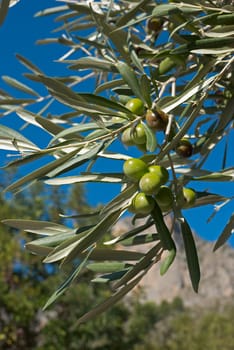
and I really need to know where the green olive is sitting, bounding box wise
[182,187,196,208]
[123,158,148,182]
[129,192,155,215]
[155,186,174,212]
[175,139,193,158]
[132,123,147,145]
[148,165,169,185]
[126,98,144,115]
[158,55,185,75]
[139,172,162,195]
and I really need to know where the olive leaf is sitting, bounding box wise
[180,218,200,293]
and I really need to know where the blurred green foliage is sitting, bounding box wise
[0,181,233,350]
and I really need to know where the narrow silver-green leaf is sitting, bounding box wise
[68,57,117,72]
[43,246,94,310]
[26,231,76,248]
[46,142,105,178]
[113,243,161,290]
[16,54,43,74]
[91,269,129,283]
[81,249,143,262]
[87,262,130,273]
[213,214,234,251]
[160,248,176,276]
[140,75,152,108]
[143,122,157,152]
[60,209,123,266]
[116,62,145,103]
[2,76,39,96]
[101,183,138,216]
[45,173,124,185]
[5,149,78,193]
[105,220,154,245]
[2,219,73,235]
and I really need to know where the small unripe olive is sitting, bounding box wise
[129,192,155,215]
[155,186,174,212]
[139,172,162,195]
[145,109,168,131]
[126,98,144,115]
[123,158,148,182]
[148,165,169,185]
[182,187,196,208]
[158,55,185,75]
[175,139,193,158]
[132,123,147,145]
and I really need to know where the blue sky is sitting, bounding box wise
[0,1,233,247]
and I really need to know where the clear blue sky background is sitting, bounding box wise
[0,1,233,247]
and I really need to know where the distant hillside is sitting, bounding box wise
[112,216,234,307]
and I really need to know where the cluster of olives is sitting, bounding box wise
[121,98,193,158]
[120,97,196,215]
[123,157,196,215]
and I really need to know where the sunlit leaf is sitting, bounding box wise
[16,54,43,74]
[2,219,74,235]
[2,75,39,96]
[213,214,234,251]
[45,173,124,185]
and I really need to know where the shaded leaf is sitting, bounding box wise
[113,243,161,290]
[180,218,200,292]
[105,220,154,246]
[143,122,157,152]
[101,183,138,216]
[91,269,130,283]
[151,203,176,251]
[116,62,145,103]
[0,0,10,26]
[57,209,124,266]
[43,246,94,310]
[120,233,159,246]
